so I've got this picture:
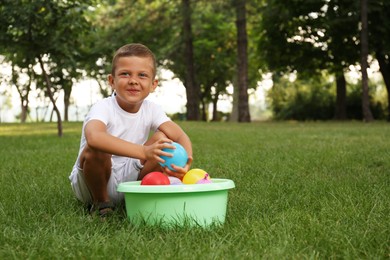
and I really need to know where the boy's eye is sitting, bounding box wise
[118,72,130,77]
[139,73,148,78]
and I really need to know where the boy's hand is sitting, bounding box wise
[163,156,193,179]
[143,138,175,163]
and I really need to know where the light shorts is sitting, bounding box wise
[69,157,143,205]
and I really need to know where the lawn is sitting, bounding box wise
[0,121,389,259]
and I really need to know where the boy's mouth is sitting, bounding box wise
[126,88,140,95]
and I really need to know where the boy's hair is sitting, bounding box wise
[111,43,157,77]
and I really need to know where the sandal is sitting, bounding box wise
[90,201,115,219]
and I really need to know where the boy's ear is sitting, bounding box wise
[108,74,115,89]
[151,79,159,92]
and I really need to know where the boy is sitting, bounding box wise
[69,43,193,218]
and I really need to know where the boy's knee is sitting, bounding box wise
[154,131,167,139]
[145,131,167,145]
[81,146,111,166]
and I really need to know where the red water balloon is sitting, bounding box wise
[141,172,170,185]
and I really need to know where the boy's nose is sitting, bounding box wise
[128,77,138,84]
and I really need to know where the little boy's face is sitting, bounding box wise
[108,56,158,113]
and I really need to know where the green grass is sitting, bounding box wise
[0,121,389,259]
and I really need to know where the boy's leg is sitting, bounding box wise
[139,131,167,179]
[79,145,112,204]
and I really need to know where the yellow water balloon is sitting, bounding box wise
[183,169,210,184]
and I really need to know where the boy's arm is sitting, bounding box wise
[158,121,192,157]
[85,120,172,162]
[158,121,193,176]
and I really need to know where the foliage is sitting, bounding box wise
[269,75,335,120]
[191,1,236,120]
[1,0,389,122]
[258,0,360,75]
[346,81,387,120]
[0,122,389,258]
[258,0,390,121]
[89,0,179,73]
[269,74,388,120]
[0,0,99,125]
[80,0,256,121]
[368,0,390,55]
[0,0,96,72]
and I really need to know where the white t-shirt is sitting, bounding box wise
[73,96,171,168]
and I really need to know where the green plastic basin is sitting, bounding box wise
[117,178,235,228]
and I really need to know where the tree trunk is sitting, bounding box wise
[212,95,218,121]
[63,83,72,122]
[229,76,239,122]
[182,0,200,121]
[200,99,207,121]
[234,0,251,122]
[20,99,29,123]
[38,56,63,137]
[376,51,390,121]
[334,70,347,120]
[360,0,374,122]
[12,64,31,123]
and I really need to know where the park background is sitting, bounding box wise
[1,0,390,130]
[0,1,389,259]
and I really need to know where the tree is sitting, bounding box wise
[334,71,347,120]
[37,55,62,133]
[190,1,236,121]
[229,0,264,122]
[234,0,251,122]
[259,0,362,120]
[0,0,96,135]
[369,0,390,121]
[11,64,34,123]
[93,0,240,121]
[325,0,360,120]
[360,0,374,121]
[182,0,200,120]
